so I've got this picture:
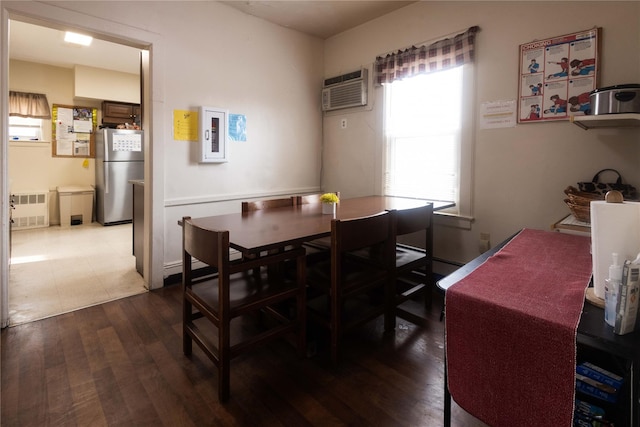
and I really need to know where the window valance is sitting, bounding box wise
[374,26,479,85]
[9,91,51,119]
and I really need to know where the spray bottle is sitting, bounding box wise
[604,253,623,326]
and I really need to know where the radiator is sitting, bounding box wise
[11,191,49,229]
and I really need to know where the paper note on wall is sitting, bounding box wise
[173,110,198,141]
[591,201,640,299]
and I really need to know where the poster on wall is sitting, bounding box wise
[229,114,247,142]
[517,27,600,124]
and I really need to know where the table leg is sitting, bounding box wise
[444,351,451,427]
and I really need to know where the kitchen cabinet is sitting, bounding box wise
[571,113,640,130]
[102,101,141,126]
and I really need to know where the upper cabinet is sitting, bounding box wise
[571,113,640,130]
[102,101,141,127]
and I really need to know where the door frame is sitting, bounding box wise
[1,1,166,327]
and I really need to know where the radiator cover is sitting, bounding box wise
[11,191,49,229]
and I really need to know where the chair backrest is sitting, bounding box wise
[182,216,229,269]
[395,204,433,237]
[332,210,395,256]
[296,192,340,205]
[241,197,296,212]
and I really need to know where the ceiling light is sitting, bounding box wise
[64,31,92,46]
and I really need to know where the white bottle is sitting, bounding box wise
[604,253,623,326]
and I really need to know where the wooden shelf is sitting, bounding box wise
[571,113,640,130]
[552,214,590,235]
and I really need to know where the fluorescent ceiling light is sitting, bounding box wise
[64,31,92,46]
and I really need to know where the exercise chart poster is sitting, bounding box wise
[518,28,600,123]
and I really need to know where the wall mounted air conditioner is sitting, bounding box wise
[321,68,368,111]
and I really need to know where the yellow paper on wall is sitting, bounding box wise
[173,110,198,141]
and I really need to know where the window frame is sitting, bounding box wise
[382,63,475,219]
[8,116,44,142]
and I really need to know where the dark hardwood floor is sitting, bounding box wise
[2,284,487,426]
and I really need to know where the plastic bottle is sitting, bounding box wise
[604,253,623,326]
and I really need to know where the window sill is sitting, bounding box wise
[9,140,50,148]
[434,211,474,230]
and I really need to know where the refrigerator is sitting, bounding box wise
[95,128,144,225]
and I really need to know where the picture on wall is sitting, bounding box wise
[517,27,600,123]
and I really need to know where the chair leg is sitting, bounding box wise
[183,327,192,356]
[330,294,340,365]
[219,320,231,402]
[424,263,434,310]
[183,299,192,356]
[385,278,396,332]
[296,277,307,359]
[219,363,230,402]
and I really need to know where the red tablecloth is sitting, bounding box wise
[445,228,592,427]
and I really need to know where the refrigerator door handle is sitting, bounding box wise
[104,137,110,194]
[104,133,110,160]
[104,164,109,194]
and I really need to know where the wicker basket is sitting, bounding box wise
[564,199,591,223]
[564,186,604,205]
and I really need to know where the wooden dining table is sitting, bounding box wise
[183,196,453,256]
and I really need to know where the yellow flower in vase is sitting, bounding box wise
[320,193,339,215]
[320,193,340,204]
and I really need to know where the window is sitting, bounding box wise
[383,65,473,217]
[8,116,43,141]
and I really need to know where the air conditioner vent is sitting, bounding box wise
[323,69,366,87]
[322,68,368,111]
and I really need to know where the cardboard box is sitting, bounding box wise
[614,260,640,335]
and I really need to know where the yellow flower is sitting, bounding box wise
[320,193,340,204]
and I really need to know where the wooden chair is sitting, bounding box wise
[241,197,296,212]
[306,211,395,364]
[181,216,306,402]
[393,204,434,326]
[241,196,298,271]
[296,192,340,254]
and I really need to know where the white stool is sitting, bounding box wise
[58,185,94,227]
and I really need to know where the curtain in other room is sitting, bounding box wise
[9,91,51,119]
[374,26,479,85]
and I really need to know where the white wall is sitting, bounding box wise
[74,65,139,103]
[3,1,324,278]
[322,1,640,264]
[9,60,99,223]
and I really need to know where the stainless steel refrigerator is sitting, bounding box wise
[95,128,144,225]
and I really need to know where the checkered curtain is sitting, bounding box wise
[374,26,479,85]
[9,91,51,119]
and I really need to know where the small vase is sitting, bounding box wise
[322,202,336,215]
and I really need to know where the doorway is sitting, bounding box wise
[9,223,147,325]
[3,12,154,326]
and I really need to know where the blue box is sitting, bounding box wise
[575,376,618,403]
[576,362,624,392]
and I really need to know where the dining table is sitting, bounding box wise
[181,196,454,256]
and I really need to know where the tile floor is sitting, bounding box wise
[8,222,147,326]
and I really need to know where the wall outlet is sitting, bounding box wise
[340,118,347,129]
[479,232,491,253]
